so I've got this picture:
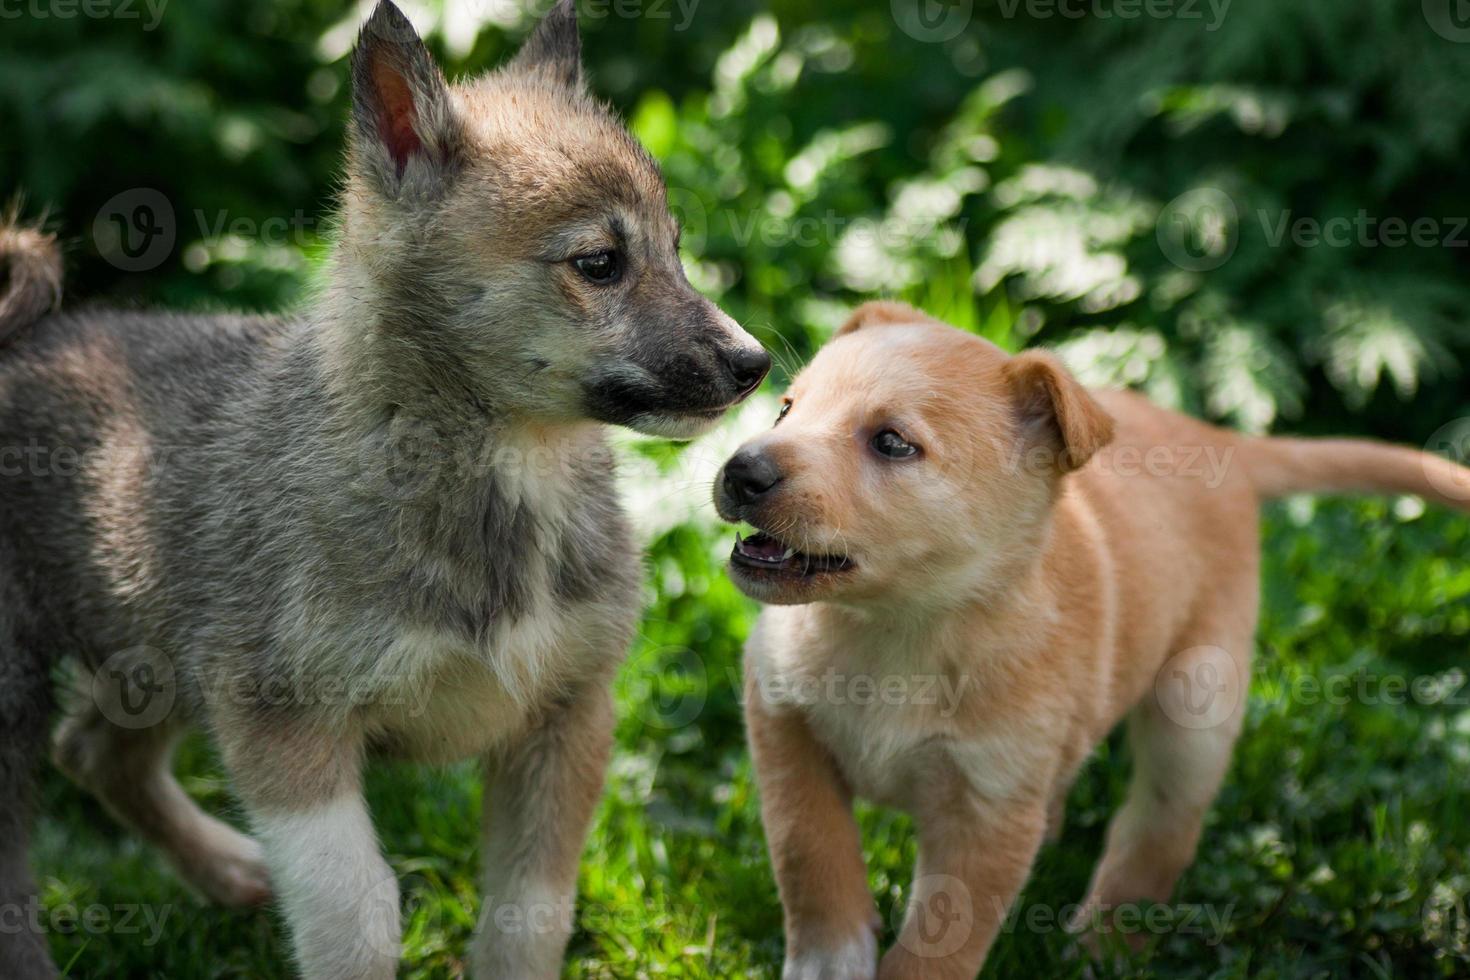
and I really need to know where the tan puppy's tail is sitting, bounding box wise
[0,205,63,346]
[1241,435,1470,513]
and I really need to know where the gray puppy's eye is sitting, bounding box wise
[573,250,620,284]
[871,429,919,459]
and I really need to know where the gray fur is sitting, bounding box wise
[508,0,584,91]
[0,1,767,974]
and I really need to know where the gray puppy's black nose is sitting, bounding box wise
[722,450,782,505]
[723,346,772,395]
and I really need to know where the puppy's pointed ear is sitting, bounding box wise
[1004,350,1114,473]
[350,0,464,197]
[508,0,583,91]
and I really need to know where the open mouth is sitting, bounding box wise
[730,530,855,577]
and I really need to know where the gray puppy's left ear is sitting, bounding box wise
[350,0,465,197]
[508,0,583,91]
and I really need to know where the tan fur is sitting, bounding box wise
[834,300,945,337]
[729,301,1470,978]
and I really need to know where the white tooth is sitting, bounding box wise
[780,548,795,560]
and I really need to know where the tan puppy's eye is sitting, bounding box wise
[775,399,793,425]
[871,429,919,459]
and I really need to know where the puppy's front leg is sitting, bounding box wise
[220,716,399,980]
[878,787,1047,980]
[471,686,614,979]
[746,675,879,980]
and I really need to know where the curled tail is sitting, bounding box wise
[1240,435,1470,513]
[0,211,62,346]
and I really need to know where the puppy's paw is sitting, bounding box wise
[177,828,273,908]
[782,931,878,980]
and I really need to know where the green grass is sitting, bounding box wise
[34,498,1470,979]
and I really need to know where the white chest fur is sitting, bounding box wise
[749,608,1057,810]
[364,600,623,764]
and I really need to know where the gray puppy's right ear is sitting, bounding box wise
[507,0,583,91]
[350,0,465,198]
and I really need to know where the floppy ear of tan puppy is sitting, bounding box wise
[714,301,1470,980]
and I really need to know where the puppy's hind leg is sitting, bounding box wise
[0,570,59,979]
[1072,637,1252,955]
[52,704,271,908]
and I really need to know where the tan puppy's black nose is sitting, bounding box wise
[722,346,772,396]
[722,449,782,504]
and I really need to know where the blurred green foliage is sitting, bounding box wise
[7,0,1470,977]
[3,0,1468,436]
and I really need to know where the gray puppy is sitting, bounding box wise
[0,3,767,977]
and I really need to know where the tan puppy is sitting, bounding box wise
[713,301,1470,980]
